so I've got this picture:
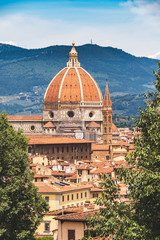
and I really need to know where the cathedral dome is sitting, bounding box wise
[44,43,102,105]
[44,67,102,103]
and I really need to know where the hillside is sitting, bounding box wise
[0,43,158,116]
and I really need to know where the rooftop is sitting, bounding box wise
[55,209,98,221]
[8,115,42,121]
[27,135,93,145]
[34,182,91,193]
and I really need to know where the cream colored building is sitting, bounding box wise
[34,181,91,238]
[55,206,98,240]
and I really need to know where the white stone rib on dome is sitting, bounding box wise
[75,67,84,101]
[58,67,70,100]
[43,67,66,100]
[81,67,103,102]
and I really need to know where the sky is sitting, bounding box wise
[0,0,160,57]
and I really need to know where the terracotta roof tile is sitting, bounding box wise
[112,123,118,133]
[44,68,67,103]
[44,67,102,104]
[82,160,93,163]
[92,143,109,151]
[34,182,91,193]
[43,122,55,128]
[78,68,102,101]
[60,162,70,166]
[67,174,77,180]
[87,122,100,128]
[34,174,49,179]
[8,115,42,121]
[51,171,74,177]
[46,206,84,215]
[55,209,98,221]
[60,68,81,102]
[27,135,93,145]
[92,162,107,168]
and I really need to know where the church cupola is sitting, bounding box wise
[67,42,80,67]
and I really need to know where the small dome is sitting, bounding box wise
[112,123,118,133]
[87,121,100,128]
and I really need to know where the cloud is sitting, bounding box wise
[148,51,160,60]
[131,0,160,16]
[121,0,160,17]
[0,13,66,48]
[0,1,159,57]
[120,0,160,53]
[0,40,18,46]
[0,12,99,49]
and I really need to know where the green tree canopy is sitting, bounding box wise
[120,63,160,239]
[83,62,160,240]
[84,175,148,240]
[0,113,47,240]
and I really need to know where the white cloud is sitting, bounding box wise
[148,51,160,60]
[121,0,160,18]
[132,0,160,16]
[0,40,18,46]
[0,3,159,57]
[0,13,98,48]
[119,0,160,56]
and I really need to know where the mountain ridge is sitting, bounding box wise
[0,43,158,116]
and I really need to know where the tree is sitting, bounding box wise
[0,113,47,240]
[120,62,160,239]
[83,175,148,240]
[83,62,160,240]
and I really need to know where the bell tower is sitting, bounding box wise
[102,81,112,144]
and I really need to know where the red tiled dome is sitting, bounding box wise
[44,67,102,103]
[112,123,118,133]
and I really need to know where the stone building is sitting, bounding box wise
[27,135,92,162]
[8,42,114,144]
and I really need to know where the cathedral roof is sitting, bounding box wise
[44,44,102,104]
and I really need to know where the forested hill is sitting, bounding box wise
[0,43,158,96]
[0,43,158,116]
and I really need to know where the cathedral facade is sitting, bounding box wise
[8,43,113,144]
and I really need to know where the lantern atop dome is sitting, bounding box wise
[67,42,80,68]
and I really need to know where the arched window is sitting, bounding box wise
[104,116,107,121]
[104,127,107,133]
[109,127,111,133]
[109,116,111,123]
